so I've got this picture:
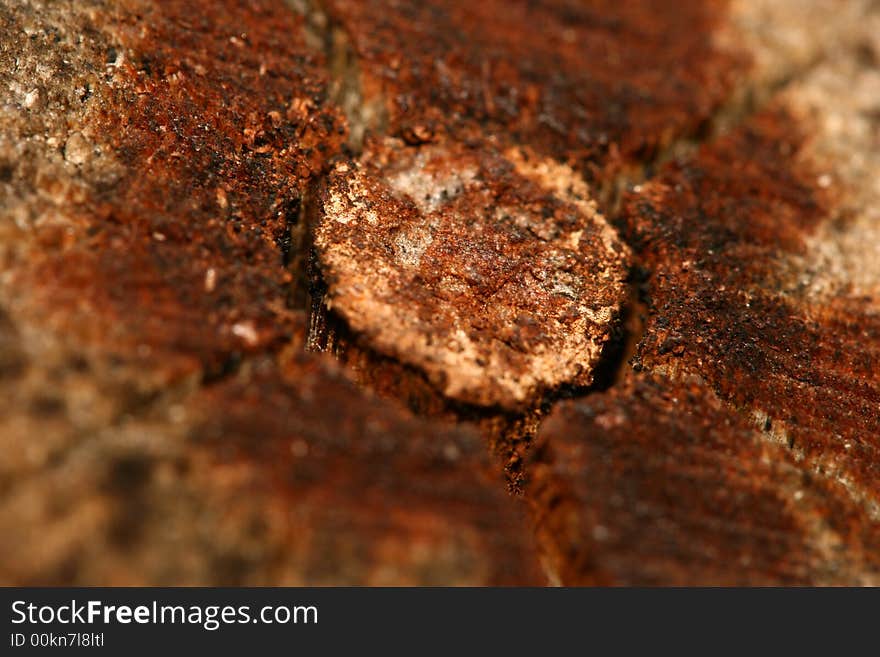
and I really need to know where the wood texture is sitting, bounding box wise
[1,0,878,585]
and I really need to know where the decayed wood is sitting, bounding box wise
[526,3,880,584]
[1,0,878,585]
[0,0,540,585]
[310,137,629,410]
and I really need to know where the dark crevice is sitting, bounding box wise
[275,197,301,269]
[201,352,244,385]
[287,191,314,313]
[293,0,386,153]
[560,267,649,396]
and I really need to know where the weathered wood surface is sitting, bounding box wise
[0,0,877,584]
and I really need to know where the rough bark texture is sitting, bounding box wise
[1,0,878,585]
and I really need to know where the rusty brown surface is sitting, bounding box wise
[319,0,744,188]
[621,106,880,533]
[527,49,880,583]
[310,137,630,410]
[2,0,345,381]
[0,0,544,586]
[0,345,542,585]
[191,352,543,586]
[527,376,880,585]
[2,0,879,586]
